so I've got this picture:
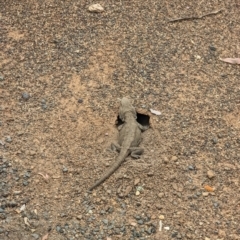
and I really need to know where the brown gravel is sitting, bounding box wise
[0,0,239,239]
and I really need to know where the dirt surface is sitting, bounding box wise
[0,1,240,240]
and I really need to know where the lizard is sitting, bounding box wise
[89,97,148,191]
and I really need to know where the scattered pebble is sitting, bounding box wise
[76,215,82,220]
[157,192,164,198]
[147,172,154,177]
[207,170,215,179]
[5,136,12,143]
[134,178,140,185]
[0,75,4,81]
[159,215,164,220]
[155,204,163,210]
[209,46,217,51]
[42,103,47,110]
[212,137,218,144]
[56,225,63,233]
[137,219,144,225]
[31,233,40,239]
[102,219,108,225]
[88,4,104,13]
[22,92,30,100]
[213,202,219,208]
[188,165,195,170]
[164,226,170,230]
[78,98,83,103]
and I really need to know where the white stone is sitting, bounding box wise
[88,4,104,13]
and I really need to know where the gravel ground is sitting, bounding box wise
[0,0,239,239]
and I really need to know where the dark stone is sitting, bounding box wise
[22,92,30,100]
[188,165,194,170]
[209,46,217,51]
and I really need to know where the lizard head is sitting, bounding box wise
[118,97,137,121]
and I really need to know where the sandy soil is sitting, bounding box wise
[0,1,239,239]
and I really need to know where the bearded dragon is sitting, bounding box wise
[89,97,147,191]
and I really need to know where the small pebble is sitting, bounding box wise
[158,192,164,198]
[159,215,165,220]
[5,136,12,143]
[209,46,217,51]
[156,204,163,210]
[23,180,29,186]
[212,138,218,144]
[76,215,82,220]
[177,233,182,239]
[172,232,178,237]
[102,219,108,225]
[42,104,47,110]
[22,92,30,100]
[147,172,154,177]
[88,4,104,13]
[31,233,39,239]
[188,165,194,170]
[137,220,144,225]
[213,202,219,208]
[0,75,4,81]
[78,98,83,103]
[207,170,215,179]
[56,226,63,233]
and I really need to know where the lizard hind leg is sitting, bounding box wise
[111,142,121,152]
[130,147,144,159]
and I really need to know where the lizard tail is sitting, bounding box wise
[89,149,130,191]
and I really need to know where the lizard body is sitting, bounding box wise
[89,97,147,191]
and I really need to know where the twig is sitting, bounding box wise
[168,9,222,22]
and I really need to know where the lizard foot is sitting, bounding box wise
[130,147,144,159]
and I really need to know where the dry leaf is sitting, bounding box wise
[204,185,214,192]
[150,108,161,115]
[220,58,240,65]
[42,233,49,240]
